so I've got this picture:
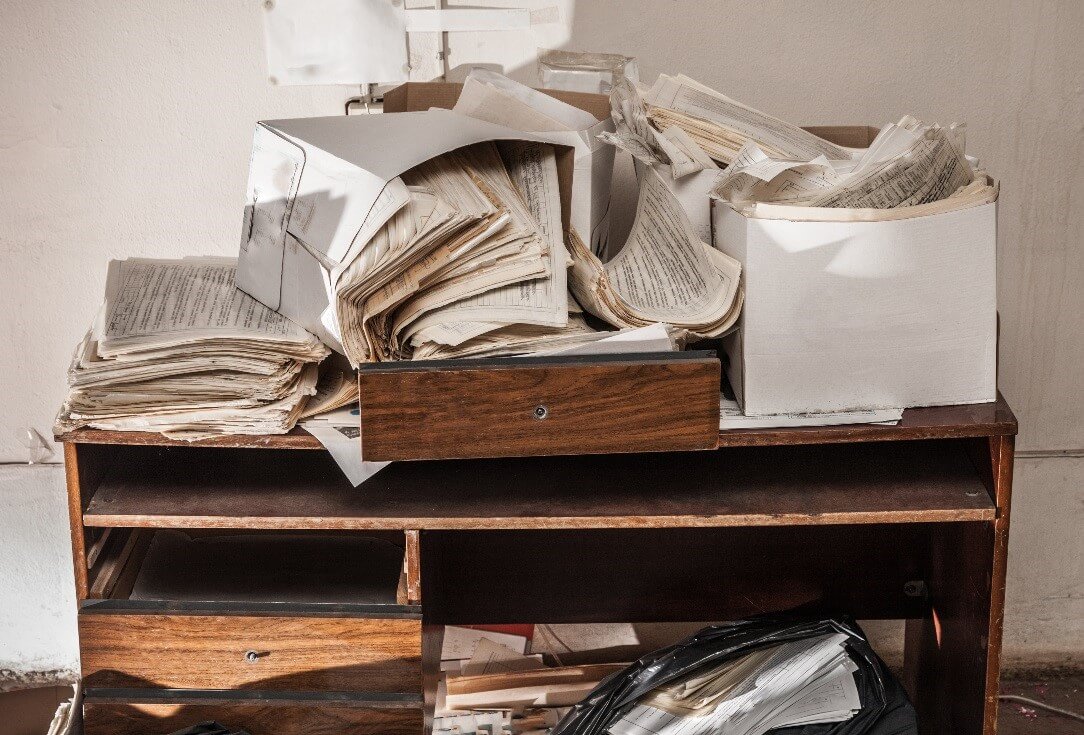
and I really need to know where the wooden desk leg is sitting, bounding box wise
[904,435,1014,735]
[64,443,89,600]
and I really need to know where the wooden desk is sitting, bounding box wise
[60,396,1017,735]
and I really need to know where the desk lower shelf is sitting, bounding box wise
[81,440,994,531]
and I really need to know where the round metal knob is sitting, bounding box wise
[244,650,261,663]
[534,405,548,420]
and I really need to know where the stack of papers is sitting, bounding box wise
[719,396,903,430]
[55,257,329,439]
[713,115,996,218]
[456,71,745,340]
[334,138,587,363]
[636,73,850,166]
[567,168,743,339]
[435,626,619,735]
[608,633,861,735]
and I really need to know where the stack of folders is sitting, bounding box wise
[55,256,329,439]
[607,633,861,735]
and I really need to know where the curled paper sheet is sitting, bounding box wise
[569,167,743,339]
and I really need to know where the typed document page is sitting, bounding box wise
[606,169,738,323]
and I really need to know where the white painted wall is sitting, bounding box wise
[0,466,78,690]
[0,0,1080,681]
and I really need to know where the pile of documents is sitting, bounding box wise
[324,69,745,363]
[452,70,744,342]
[605,72,994,219]
[436,626,625,735]
[55,257,329,439]
[334,137,587,364]
[607,633,861,735]
[712,115,997,216]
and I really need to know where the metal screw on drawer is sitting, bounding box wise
[903,580,928,598]
[534,405,548,420]
[244,650,267,663]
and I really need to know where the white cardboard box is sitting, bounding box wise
[712,197,998,415]
[236,108,583,351]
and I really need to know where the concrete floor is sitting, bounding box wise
[1000,676,1084,735]
[1,677,1081,734]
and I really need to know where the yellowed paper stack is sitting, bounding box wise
[55,257,329,439]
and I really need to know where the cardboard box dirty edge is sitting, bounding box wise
[236,82,614,353]
[645,122,997,417]
[712,194,998,416]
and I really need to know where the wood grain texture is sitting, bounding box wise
[64,442,89,600]
[87,529,151,600]
[57,394,1018,453]
[57,427,323,450]
[718,395,1017,447]
[83,696,421,735]
[358,356,721,460]
[404,530,421,606]
[902,436,1014,735]
[79,613,421,692]
[983,435,1015,734]
[81,441,994,530]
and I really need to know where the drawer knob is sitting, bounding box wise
[244,650,268,663]
[534,405,548,420]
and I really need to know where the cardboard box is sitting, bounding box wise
[712,126,998,415]
[384,82,615,257]
[236,107,585,351]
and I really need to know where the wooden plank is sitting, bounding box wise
[55,394,1019,453]
[983,435,1015,733]
[87,529,151,600]
[718,394,1018,447]
[56,426,324,450]
[80,613,421,692]
[358,354,721,460]
[903,436,1012,735]
[404,530,422,606]
[83,440,994,531]
[83,691,421,735]
[63,443,89,600]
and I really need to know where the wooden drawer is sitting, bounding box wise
[80,605,422,693]
[358,351,721,461]
[83,689,422,735]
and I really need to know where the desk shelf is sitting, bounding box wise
[57,395,1017,452]
[61,397,1018,735]
[81,440,993,531]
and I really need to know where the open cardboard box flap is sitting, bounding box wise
[236,108,586,352]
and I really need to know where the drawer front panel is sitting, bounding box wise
[80,613,421,692]
[358,353,721,461]
[83,699,422,735]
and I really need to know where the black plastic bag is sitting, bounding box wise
[551,616,917,735]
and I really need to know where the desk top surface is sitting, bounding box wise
[58,394,1018,451]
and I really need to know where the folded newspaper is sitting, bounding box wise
[54,257,329,439]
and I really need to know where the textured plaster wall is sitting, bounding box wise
[0,0,1080,681]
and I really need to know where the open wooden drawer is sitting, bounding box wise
[79,529,424,735]
[357,351,721,461]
